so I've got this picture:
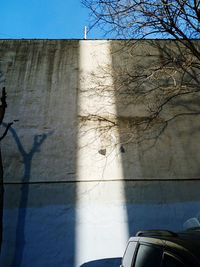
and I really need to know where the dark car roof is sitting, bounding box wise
[130,229,200,262]
[166,230,200,258]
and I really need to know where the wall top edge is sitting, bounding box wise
[0,38,200,41]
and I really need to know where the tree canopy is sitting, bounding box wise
[83,0,200,38]
[83,0,200,57]
[81,1,200,146]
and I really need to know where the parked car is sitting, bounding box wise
[120,229,200,267]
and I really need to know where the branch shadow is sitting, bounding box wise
[2,123,53,267]
[110,40,200,236]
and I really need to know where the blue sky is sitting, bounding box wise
[1,0,103,39]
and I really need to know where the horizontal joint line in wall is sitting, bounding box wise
[3,178,200,185]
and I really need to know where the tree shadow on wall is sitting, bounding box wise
[2,123,53,267]
[110,40,200,236]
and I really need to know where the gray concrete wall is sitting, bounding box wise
[0,40,200,267]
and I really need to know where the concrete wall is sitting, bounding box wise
[0,40,200,267]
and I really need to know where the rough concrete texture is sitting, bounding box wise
[0,40,200,266]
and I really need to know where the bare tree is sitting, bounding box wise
[82,0,200,84]
[79,42,200,152]
[82,0,200,52]
[80,1,200,149]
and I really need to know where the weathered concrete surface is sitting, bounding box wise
[1,181,200,267]
[0,40,200,266]
[0,40,79,267]
[1,40,200,182]
[0,40,78,183]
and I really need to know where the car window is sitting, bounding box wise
[162,253,186,267]
[122,241,137,267]
[134,244,162,267]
